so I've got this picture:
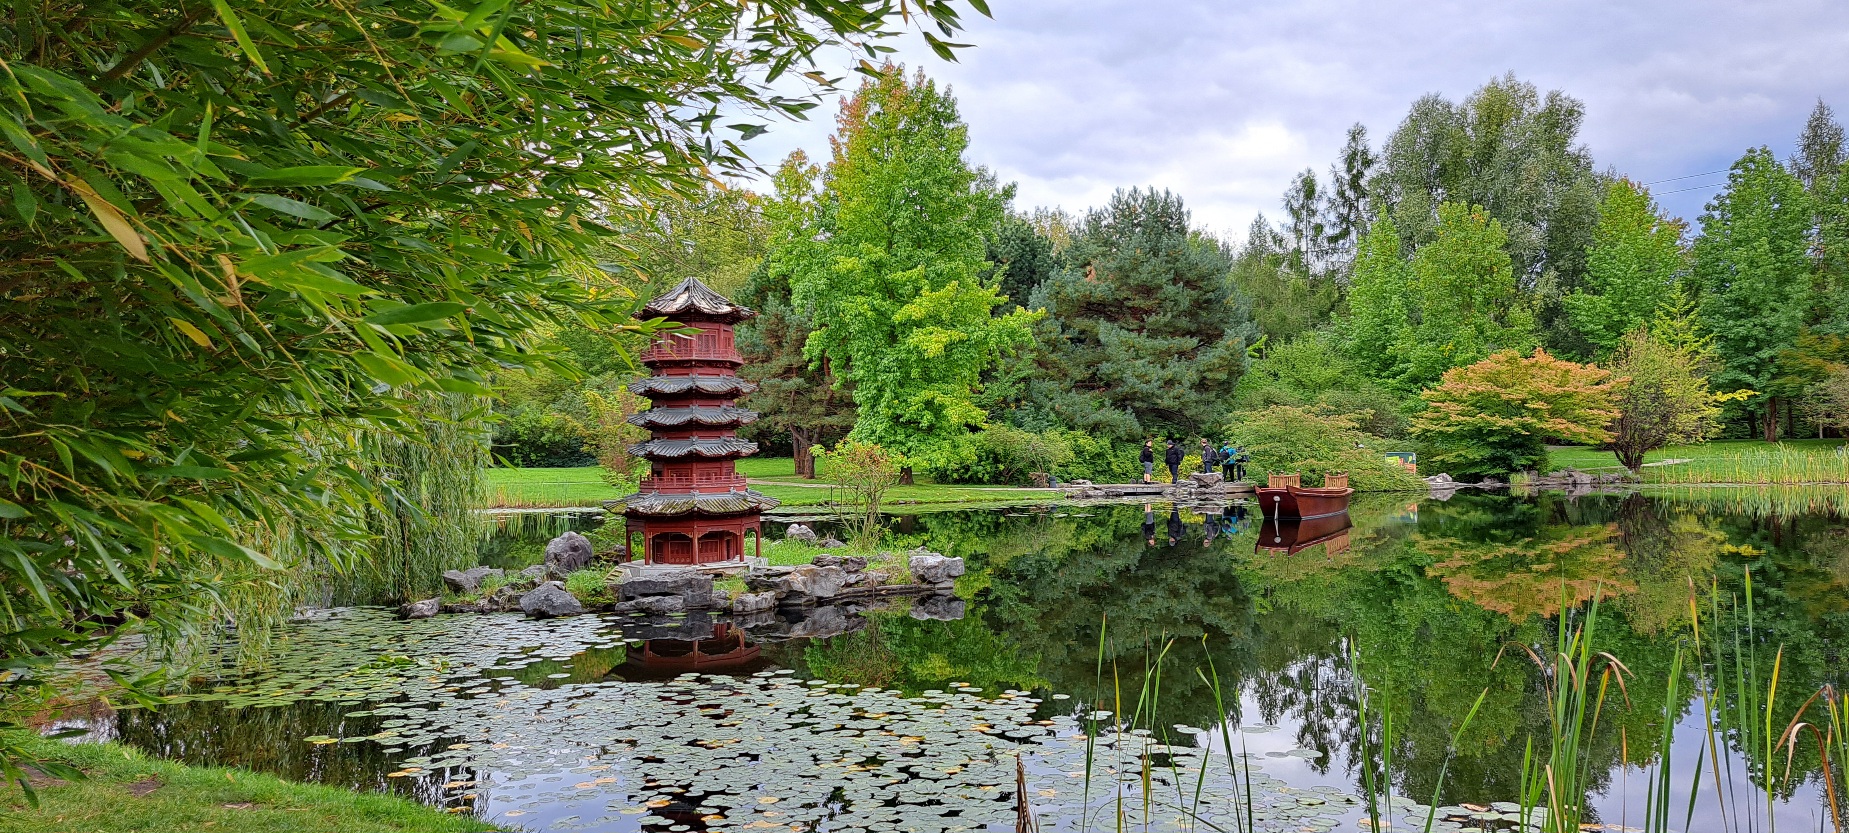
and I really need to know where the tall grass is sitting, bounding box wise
[1649,446,1849,485]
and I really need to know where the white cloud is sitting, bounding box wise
[741,0,1849,237]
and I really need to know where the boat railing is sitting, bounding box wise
[1323,472,1349,490]
[1267,472,1301,488]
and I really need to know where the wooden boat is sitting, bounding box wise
[1255,472,1354,519]
[1256,512,1354,556]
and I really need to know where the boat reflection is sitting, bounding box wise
[1255,512,1353,556]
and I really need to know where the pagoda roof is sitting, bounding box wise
[629,375,758,397]
[627,437,760,460]
[621,490,781,517]
[641,277,756,323]
[628,406,759,430]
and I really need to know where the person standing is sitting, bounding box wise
[1140,440,1155,484]
[1164,438,1182,484]
[1220,440,1240,481]
[1143,503,1157,546]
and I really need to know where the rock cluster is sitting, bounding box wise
[411,532,966,622]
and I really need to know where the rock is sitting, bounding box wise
[485,584,524,612]
[839,555,868,572]
[619,568,712,599]
[861,569,892,587]
[399,598,440,619]
[783,523,818,544]
[624,595,685,615]
[811,554,843,568]
[731,591,778,614]
[818,537,846,549]
[1188,472,1225,487]
[908,552,966,585]
[755,564,847,604]
[442,566,503,593]
[545,531,596,577]
[1425,473,1454,486]
[781,605,862,639]
[910,594,967,621]
[519,582,584,618]
[520,564,548,582]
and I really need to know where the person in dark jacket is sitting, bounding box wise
[1166,508,1183,546]
[1163,439,1182,484]
[1199,438,1216,473]
[1140,440,1155,483]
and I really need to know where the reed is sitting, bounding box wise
[1647,445,1849,485]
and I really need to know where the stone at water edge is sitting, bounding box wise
[614,594,686,615]
[544,530,595,576]
[730,591,778,614]
[783,523,818,544]
[519,581,584,619]
[910,594,966,621]
[1188,471,1224,487]
[399,598,440,620]
[619,568,712,599]
[751,564,847,602]
[442,566,503,593]
[908,552,966,584]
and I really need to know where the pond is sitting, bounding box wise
[80,489,1849,833]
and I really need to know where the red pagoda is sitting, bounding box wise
[620,278,779,565]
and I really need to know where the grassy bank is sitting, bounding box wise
[0,734,495,833]
[1547,439,1849,484]
[485,459,1059,509]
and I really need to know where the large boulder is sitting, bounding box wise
[545,531,596,577]
[812,554,867,572]
[519,582,584,618]
[399,598,441,620]
[750,564,846,604]
[730,591,779,615]
[619,568,712,600]
[1188,472,1225,487]
[782,523,818,544]
[908,552,965,585]
[614,594,686,615]
[442,566,503,593]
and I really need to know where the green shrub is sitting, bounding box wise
[923,427,1138,484]
[1225,406,1426,491]
[564,568,613,604]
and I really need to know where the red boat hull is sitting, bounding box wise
[1256,485,1354,519]
[1257,512,1354,555]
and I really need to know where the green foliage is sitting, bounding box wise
[1344,214,1413,379]
[1235,330,1410,438]
[737,152,855,477]
[923,425,1079,485]
[1413,349,1622,478]
[1224,406,1425,492]
[1229,216,1342,345]
[1367,73,1601,351]
[781,70,1037,470]
[605,184,769,299]
[0,0,987,766]
[1025,188,1259,440]
[818,440,901,545]
[1400,204,1536,389]
[1607,327,1724,471]
[1693,146,1814,437]
[564,569,613,605]
[986,212,1060,310]
[1564,180,1688,355]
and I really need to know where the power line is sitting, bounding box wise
[1654,183,1727,196]
[1643,169,1730,186]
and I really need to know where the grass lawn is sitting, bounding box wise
[484,458,1059,508]
[1,733,495,833]
[1548,439,1849,482]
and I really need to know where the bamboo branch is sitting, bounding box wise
[99,7,208,84]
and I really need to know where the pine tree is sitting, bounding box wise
[1026,188,1259,440]
[1791,100,1847,193]
[1692,146,1813,441]
[1324,123,1376,263]
[1563,180,1688,355]
[781,69,1037,480]
[1282,169,1326,272]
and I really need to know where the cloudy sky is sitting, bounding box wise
[741,0,1849,241]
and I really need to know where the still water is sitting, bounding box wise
[87,490,1849,832]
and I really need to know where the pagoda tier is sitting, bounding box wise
[620,278,778,566]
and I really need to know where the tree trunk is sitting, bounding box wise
[899,465,914,486]
[1764,398,1779,443]
[791,428,816,479]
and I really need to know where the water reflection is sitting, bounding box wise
[94,490,1849,830]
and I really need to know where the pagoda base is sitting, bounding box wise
[627,513,763,566]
